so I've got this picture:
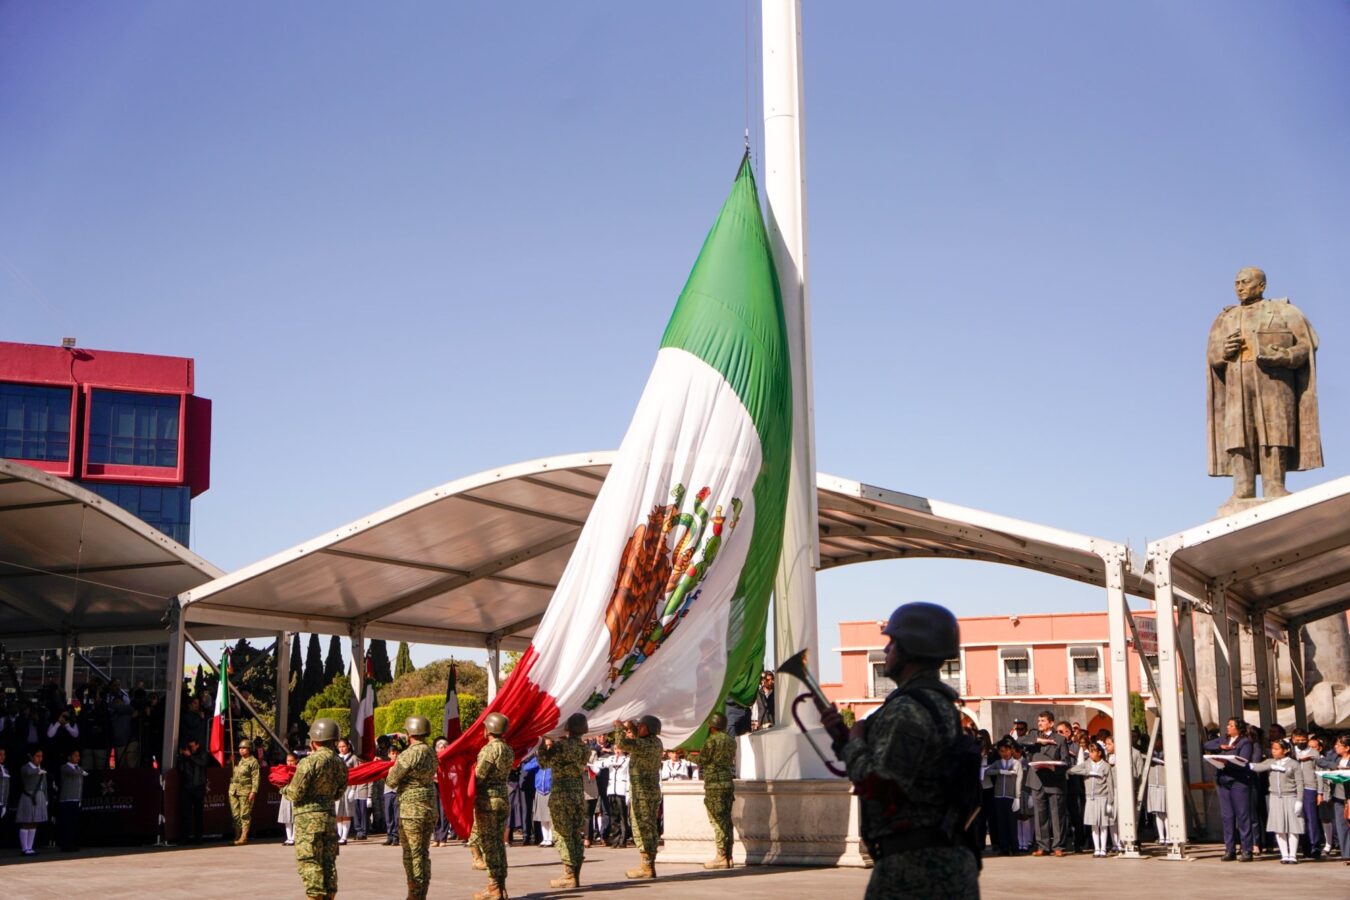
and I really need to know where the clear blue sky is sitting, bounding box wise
[4,3,1349,682]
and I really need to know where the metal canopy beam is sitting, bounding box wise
[318,547,468,577]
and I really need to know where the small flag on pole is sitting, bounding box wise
[443,661,461,742]
[208,649,230,766]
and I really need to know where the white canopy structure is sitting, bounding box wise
[1146,475,1350,851]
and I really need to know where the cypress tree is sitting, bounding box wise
[303,634,325,699]
[394,641,414,679]
[288,633,303,726]
[324,635,344,684]
[368,639,394,684]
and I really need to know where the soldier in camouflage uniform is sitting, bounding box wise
[473,712,514,900]
[387,716,439,900]
[700,712,737,868]
[822,603,980,900]
[467,818,486,870]
[229,738,261,845]
[285,718,350,900]
[615,715,664,879]
[537,712,590,888]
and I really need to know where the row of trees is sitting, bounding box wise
[284,635,418,728]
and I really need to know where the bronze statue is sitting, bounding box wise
[1207,267,1322,504]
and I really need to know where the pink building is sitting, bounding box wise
[821,611,1159,735]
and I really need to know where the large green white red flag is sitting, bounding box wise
[208,649,229,765]
[438,156,792,835]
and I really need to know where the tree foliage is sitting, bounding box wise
[1129,691,1148,734]
[379,658,487,703]
[501,649,522,678]
[373,694,484,741]
[302,634,325,700]
[324,635,345,683]
[288,633,303,727]
[394,642,415,679]
[368,639,394,684]
[302,674,352,726]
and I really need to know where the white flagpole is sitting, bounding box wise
[762,0,820,738]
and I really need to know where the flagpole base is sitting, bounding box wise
[659,778,868,868]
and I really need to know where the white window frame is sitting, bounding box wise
[1067,645,1104,694]
[939,652,965,696]
[868,650,897,698]
[999,646,1033,696]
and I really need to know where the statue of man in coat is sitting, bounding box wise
[1207,267,1322,506]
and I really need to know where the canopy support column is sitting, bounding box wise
[1227,612,1244,722]
[1149,540,1188,857]
[1176,605,1205,786]
[1102,547,1139,856]
[1287,624,1308,730]
[486,638,501,703]
[162,603,186,772]
[349,624,366,738]
[62,636,75,700]
[1250,611,1274,727]
[1208,585,1234,726]
[275,631,291,744]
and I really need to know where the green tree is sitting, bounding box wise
[1129,691,1147,734]
[302,674,352,728]
[324,635,345,683]
[380,659,487,703]
[288,632,303,727]
[501,649,522,678]
[394,641,415,678]
[368,639,394,684]
[302,634,325,700]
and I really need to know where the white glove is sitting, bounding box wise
[1011,799,1020,813]
[1294,801,1303,816]
[1105,804,1114,818]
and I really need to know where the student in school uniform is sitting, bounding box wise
[56,749,87,851]
[382,744,401,846]
[1203,718,1257,861]
[1290,730,1322,859]
[1324,734,1350,865]
[1068,742,1116,858]
[16,747,48,855]
[334,737,357,845]
[1248,737,1306,864]
[990,738,1024,855]
[278,752,298,845]
[1145,748,1170,845]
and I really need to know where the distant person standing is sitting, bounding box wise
[177,738,209,845]
[229,738,260,845]
[16,748,48,856]
[755,672,775,729]
[700,711,737,869]
[387,716,438,900]
[284,719,348,900]
[56,749,87,851]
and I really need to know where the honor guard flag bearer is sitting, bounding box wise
[437,155,793,837]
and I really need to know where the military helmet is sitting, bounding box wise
[484,712,509,736]
[309,718,340,742]
[882,602,960,662]
[405,715,431,737]
[708,712,728,732]
[565,712,589,736]
[638,714,662,736]
[237,738,252,750]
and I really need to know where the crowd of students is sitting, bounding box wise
[972,710,1350,864]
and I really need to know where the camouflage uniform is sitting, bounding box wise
[842,671,980,900]
[284,746,349,898]
[537,736,589,870]
[228,755,260,840]
[387,740,439,899]
[617,732,663,859]
[700,730,737,858]
[473,735,515,882]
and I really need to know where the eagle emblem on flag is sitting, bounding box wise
[583,483,743,711]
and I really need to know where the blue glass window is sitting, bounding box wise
[78,481,192,546]
[88,390,180,467]
[0,383,72,461]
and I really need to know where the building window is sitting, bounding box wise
[1070,646,1101,693]
[939,658,963,694]
[868,650,897,697]
[88,389,180,467]
[1000,647,1031,695]
[79,482,192,546]
[0,383,72,461]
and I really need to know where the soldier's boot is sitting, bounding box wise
[470,844,487,870]
[548,865,577,889]
[406,880,417,899]
[471,878,507,900]
[704,848,732,869]
[574,860,583,886]
[625,852,656,879]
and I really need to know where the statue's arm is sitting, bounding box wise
[1207,316,1234,370]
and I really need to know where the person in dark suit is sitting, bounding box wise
[1203,717,1257,861]
[178,738,209,844]
[1018,710,1070,856]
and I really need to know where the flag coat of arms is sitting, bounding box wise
[438,156,791,835]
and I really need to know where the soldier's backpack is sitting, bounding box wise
[904,686,985,869]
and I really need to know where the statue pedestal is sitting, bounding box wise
[660,778,869,867]
[1216,496,1272,519]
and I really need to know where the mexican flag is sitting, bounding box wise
[352,660,377,759]
[208,649,229,766]
[437,156,791,835]
[443,661,461,742]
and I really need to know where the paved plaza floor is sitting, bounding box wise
[1,839,1345,898]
